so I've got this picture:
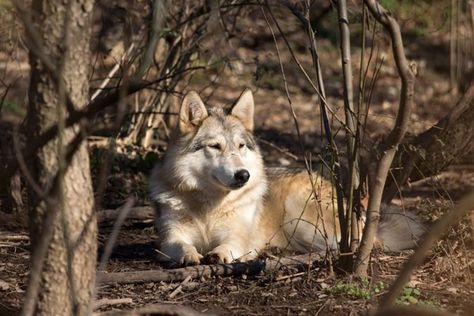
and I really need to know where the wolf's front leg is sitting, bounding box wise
[159,240,203,266]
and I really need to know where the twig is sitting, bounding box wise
[93,298,133,310]
[97,206,154,225]
[266,2,350,134]
[315,299,329,316]
[133,0,167,78]
[168,275,192,299]
[0,70,200,191]
[94,51,131,209]
[257,138,298,160]
[90,198,135,314]
[0,83,11,115]
[274,271,305,282]
[91,44,135,101]
[261,2,335,270]
[336,0,360,255]
[0,234,29,241]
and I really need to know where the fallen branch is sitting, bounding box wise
[95,303,212,316]
[168,275,192,299]
[374,305,454,316]
[93,298,133,310]
[98,254,316,284]
[0,232,29,241]
[97,206,154,225]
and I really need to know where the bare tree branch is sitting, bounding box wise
[134,0,168,78]
[261,3,336,267]
[336,0,361,258]
[90,198,135,315]
[279,0,349,255]
[355,0,416,277]
[0,75,190,190]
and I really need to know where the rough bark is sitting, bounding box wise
[384,84,474,202]
[24,0,96,315]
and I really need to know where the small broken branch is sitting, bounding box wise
[93,298,133,310]
[97,206,154,225]
[168,275,192,299]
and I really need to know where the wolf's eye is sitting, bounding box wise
[208,143,222,150]
[239,143,246,149]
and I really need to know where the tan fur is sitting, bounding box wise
[259,169,340,253]
[149,90,424,266]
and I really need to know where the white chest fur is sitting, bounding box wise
[154,184,264,254]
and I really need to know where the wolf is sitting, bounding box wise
[149,89,424,266]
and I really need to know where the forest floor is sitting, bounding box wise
[0,3,473,315]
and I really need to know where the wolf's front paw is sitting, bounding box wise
[180,245,203,266]
[161,243,203,266]
[205,245,241,264]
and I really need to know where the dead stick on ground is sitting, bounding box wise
[97,254,315,284]
[93,298,133,310]
[168,275,192,299]
[275,271,306,282]
[0,234,29,241]
[97,206,154,224]
[95,303,212,316]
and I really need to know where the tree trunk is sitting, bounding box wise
[25,0,96,315]
[383,84,474,202]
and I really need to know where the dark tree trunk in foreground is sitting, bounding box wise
[25,0,96,315]
[384,84,474,202]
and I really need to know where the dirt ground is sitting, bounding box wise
[1,2,473,315]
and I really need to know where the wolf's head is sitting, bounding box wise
[161,89,264,193]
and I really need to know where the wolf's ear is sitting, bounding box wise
[231,89,254,131]
[179,91,208,133]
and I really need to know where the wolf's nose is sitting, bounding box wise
[234,169,250,184]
